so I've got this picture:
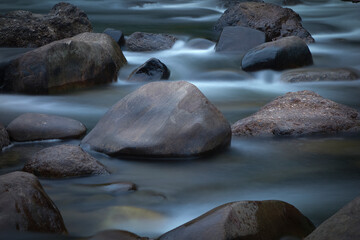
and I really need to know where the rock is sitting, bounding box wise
[81,81,231,158]
[282,0,303,6]
[281,68,359,83]
[305,196,360,240]
[0,32,127,94]
[215,26,266,53]
[186,38,215,49]
[23,144,108,178]
[6,113,87,142]
[104,28,126,47]
[0,123,10,150]
[159,200,315,240]
[241,36,313,71]
[128,58,170,82]
[342,0,360,3]
[126,32,177,52]
[219,0,264,8]
[0,2,92,48]
[88,229,149,240]
[214,2,314,43]
[232,90,360,137]
[0,171,67,233]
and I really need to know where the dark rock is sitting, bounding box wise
[214,2,314,43]
[219,0,264,8]
[305,196,360,240]
[232,90,360,137]
[0,123,10,150]
[0,2,92,48]
[281,68,359,83]
[159,200,315,240]
[126,32,177,52]
[282,0,303,6]
[186,38,215,49]
[128,58,170,82]
[215,26,266,53]
[104,28,126,47]
[0,32,127,94]
[81,81,231,158]
[0,171,67,233]
[241,36,313,71]
[23,144,109,178]
[342,0,360,3]
[88,229,149,240]
[6,113,87,142]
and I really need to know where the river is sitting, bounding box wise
[0,0,360,239]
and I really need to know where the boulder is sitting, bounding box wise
[215,26,266,53]
[6,113,86,142]
[0,32,127,94]
[126,32,177,52]
[281,68,359,83]
[104,28,126,47]
[241,36,313,71]
[186,38,215,49]
[88,230,149,240]
[0,2,92,48]
[159,200,315,240]
[214,2,314,43]
[0,171,67,233]
[232,90,360,137]
[128,58,170,82]
[81,81,231,158]
[0,123,10,150]
[23,144,109,178]
[218,0,264,8]
[305,196,360,240]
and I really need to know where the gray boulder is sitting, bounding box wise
[126,32,177,52]
[6,113,86,142]
[0,2,92,48]
[232,90,360,137]
[159,200,315,240]
[214,2,314,43]
[128,58,170,82]
[241,36,313,71]
[23,144,109,178]
[0,123,10,150]
[81,81,231,158]
[104,28,125,47]
[0,171,67,233]
[281,68,359,83]
[0,32,127,94]
[215,26,266,53]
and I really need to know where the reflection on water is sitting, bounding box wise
[0,0,360,238]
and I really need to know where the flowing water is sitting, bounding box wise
[0,0,360,238]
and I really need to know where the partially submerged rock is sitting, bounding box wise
[104,28,126,47]
[126,32,177,51]
[0,171,67,233]
[186,38,214,49]
[159,200,315,240]
[0,32,127,94]
[241,36,313,71]
[214,2,314,43]
[0,123,10,150]
[281,68,359,83]
[6,113,86,142]
[88,229,149,240]
[128,58,170,82]
[23,144,109,178]
[0,2,92,48]
[232,90,360,137]
[82,81,231,158]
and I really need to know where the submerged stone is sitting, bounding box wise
[128,58,170,82]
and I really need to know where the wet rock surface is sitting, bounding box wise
[214,2,314,43]
[6,113,86,142]
[159,200,315,240]
[0,171,67,233]
[0,32,127,94]
[0,2,92,48]
[103,28,126,47]
[126,32,177,51]
[82,81,231,158]
[281,68,359,82]
[0,123,10,150]
[232,90,360,137]
[128,58,170,82]
[23,144,109,178]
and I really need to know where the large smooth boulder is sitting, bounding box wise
[88,230,149,240]
[128,58,170,82]
[0,171,67,233]
[6,113,86,142]
[215,26,266,53]
[305,196,360,240]
[159,200,315,240]
[23,144,109,178]
[241,36,313,71]
[281,68,359,83]
[81,81,231,158]
[0,2,92,48]
[232,90,360,137]
[0,123,10,150]
[214,2,314,43]
[0,32,127,94]
[126,32,177,52]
